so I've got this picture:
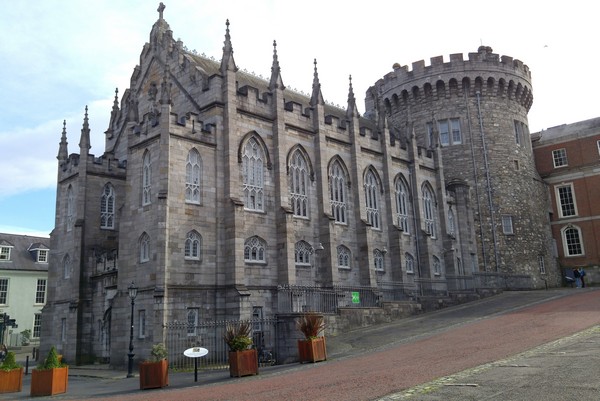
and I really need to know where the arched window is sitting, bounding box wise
[330,161,348,224]
[244,236,266,263]
[184,231,202,260]
[142,152,152,206]
[290,151,309,218]
[364,170,380,229]
[185,149,201,204]
[140,233,150,263]
[405,253,414,273]
[337,245,351,268]
[433,256,442,275]
[374,249,384,271]
[395,178,410,233]
[101,184,115,229]
[63,254,71,279]
[423,185,436,238]
[447,208,455,237]
[294,241,312,267]
[187,308,198,336]
[563,225,584,256]
[66,185,74,232]
[242,137,265,211]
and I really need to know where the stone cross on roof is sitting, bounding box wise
[158,2,165,19]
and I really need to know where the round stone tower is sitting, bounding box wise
[366,46,557,287]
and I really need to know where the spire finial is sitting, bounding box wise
[269,39,284,91]
[157,2,165,19]
[310,58,324,106]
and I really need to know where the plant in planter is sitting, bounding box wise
[30,346,68,396]
[139,343,169,390]
[224,320,258,377]
[297,313,327,363]
[0,351,23,394]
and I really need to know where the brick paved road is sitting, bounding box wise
[95,289,599,401]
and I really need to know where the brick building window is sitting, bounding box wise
[433,256,441,275]
[138,310,146,338]
[552,148,568,168]
[538,255,546,274]
[187,308,198,336]
[67,185,74,231]
[556,184,577,218]
[37,249,48,263]
[63,254,71,279]
[562,225,584,256]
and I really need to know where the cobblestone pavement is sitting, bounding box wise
[3,288,599,400]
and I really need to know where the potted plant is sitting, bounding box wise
[0,351,23,393]
[297,313,327,363]
[30,346,68,396]
[224,321,258,377]
[139,343,169,390]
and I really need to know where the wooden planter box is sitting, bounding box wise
[0,368,23,393]
[30,367,68,396]
[139,359,169,389]
[229,349,258,377]
[298,337,327,363]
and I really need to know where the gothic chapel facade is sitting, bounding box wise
[42,4,559,365]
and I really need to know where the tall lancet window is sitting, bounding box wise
[395,178,410,233]
[242,138,264,212]
[101,184,115,229]
[185,149,201,204]
[423,185,436,238]
[290,150,309,218]
[142,152,152,206]
[330,161,347,224]
[66,185,74,232]
[364,170,380,229]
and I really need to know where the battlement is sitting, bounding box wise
[388,46,530,82]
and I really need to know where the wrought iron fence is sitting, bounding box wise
[164,317,278,371]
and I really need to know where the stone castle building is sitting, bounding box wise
[41,4,559,366]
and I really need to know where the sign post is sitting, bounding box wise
[183,347,209,382]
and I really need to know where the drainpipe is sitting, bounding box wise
[475,91,500,271]
[465,91,488,271]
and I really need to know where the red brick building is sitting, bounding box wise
[532,117,600,275]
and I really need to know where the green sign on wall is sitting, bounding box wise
[351,292,360,304]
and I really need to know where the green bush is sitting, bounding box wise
[37,346,66,370]
[223,321,253,351]
[0,351,21,371]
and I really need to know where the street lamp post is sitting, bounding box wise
[127,282,138,378]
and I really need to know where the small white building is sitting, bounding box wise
[0,233,49,347]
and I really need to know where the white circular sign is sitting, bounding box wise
[184,347,208,358]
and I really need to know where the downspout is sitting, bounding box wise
[465,90,488,271]
[475,91,500,271]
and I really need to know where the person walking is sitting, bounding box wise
[573,268,581,288]
[578,267,586,288]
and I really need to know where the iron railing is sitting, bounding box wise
[164,318,278,371]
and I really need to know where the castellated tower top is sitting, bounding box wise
[368,45,533,113]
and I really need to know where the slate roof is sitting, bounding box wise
[0,233,50,272]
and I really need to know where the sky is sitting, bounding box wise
[1,0,597,237]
